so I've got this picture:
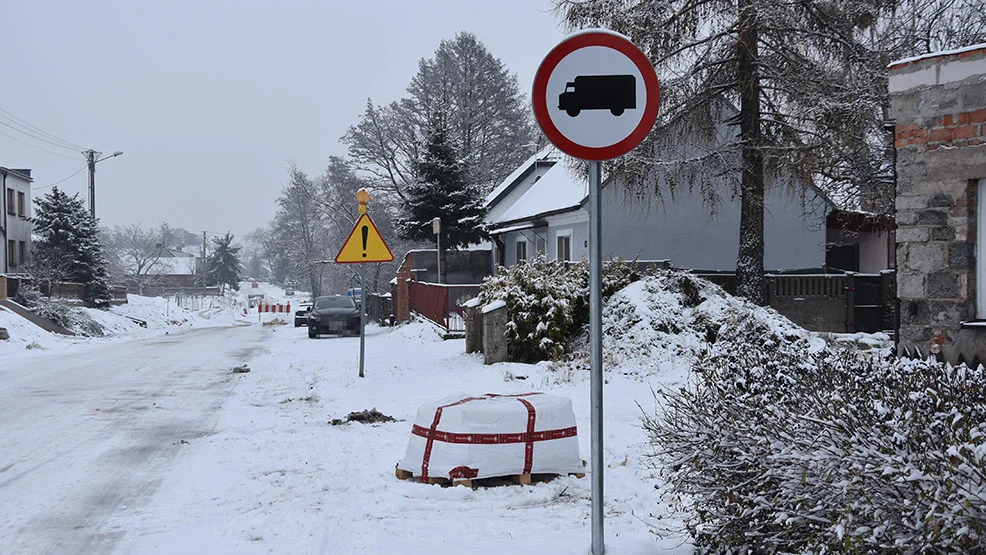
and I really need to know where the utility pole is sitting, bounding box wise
[201,231,207,291]
[85,150,96,218]
[83,149,123,218]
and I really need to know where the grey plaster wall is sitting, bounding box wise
[599,177,828,271]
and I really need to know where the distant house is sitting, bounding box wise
[1,167,33,275]
[889,43,986,363]
[132,246,200,294]
[485,148,892,274]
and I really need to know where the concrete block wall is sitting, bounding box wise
[889,44,986,362]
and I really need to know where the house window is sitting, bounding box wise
[556,231,572,262]
[17,191,25,216]
[978,180,986,318]
[6,189,14,215]
[18,241,27,266]
[516,238,527,262]
[536,235,546,255]
[7,240,16,267]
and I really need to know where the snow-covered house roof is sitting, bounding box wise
[485,147,586,230]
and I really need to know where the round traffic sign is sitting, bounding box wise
[533,29,660,161]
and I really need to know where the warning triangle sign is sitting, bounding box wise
[335,213,394,263]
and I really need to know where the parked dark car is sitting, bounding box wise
[294,303,312,327]
[307,295,360,338]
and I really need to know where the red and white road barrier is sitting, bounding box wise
[396,392,582,481]
[257,301,291,313]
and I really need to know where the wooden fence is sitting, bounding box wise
[696,271,896,333]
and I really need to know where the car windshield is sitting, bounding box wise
[314,297,355,309]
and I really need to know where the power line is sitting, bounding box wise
[0,107,83,151]
[0,118,81,152]
[31,164,88,190]
[0,128,80,160]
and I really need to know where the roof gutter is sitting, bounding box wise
[488,204,585,233]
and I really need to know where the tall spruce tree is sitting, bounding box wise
[397,111,487,282]
[30,186,112,308]
[206,232,242,295]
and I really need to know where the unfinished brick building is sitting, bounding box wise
[889,44,986,363]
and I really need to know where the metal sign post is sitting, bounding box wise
[588,160,604,554]
[532,29,660,555]
[335,188,394,378]
[359,263,366,378]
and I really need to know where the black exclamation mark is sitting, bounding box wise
[361,226,368,257]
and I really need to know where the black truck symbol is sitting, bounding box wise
[558,74,636,117]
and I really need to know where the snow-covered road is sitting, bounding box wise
[1,325,267,554]
[1,312,690,554]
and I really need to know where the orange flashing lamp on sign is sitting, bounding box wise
[335,213,394,264]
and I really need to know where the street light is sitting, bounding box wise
[84,149,123,218]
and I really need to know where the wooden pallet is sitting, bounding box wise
[396,465,584,488]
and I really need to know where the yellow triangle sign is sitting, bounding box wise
[335,213,394,263]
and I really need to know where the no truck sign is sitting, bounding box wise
[533,29,660,555]
[533,29,660,160]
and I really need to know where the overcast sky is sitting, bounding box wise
[2,0,566,242]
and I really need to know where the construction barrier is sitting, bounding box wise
[257,301,291,313]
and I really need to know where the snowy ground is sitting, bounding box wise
[1,283,697,554]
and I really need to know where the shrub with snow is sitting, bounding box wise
[648,346,986,552]
[15,292,106,338]
[477,256,641,362]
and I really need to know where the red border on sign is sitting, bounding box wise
[533,31,660,161]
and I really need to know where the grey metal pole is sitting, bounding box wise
[589,160,604,554]
[359,262,366,378]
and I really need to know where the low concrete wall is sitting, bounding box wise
[482,306,509,365]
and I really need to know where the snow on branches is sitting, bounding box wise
[648,347,986,552]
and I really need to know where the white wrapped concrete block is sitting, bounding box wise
[397,392,583,482]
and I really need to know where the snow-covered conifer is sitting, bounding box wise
[30,186,112,308]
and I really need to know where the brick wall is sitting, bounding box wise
[890,44,986,363]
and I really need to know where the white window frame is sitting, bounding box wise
[515,237,528,262]
[978,179,986,318]
[556,229,572,262]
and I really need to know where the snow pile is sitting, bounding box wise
[0,305,52,349]
[563,270,825,376]
[0,293,249,352]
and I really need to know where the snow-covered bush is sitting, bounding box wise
[477,256,641,362]
[648,347,986,552]
[33,300,105,337]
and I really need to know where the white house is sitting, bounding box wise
[1,167,33,274]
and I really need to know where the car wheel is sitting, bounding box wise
[294,321,301,328]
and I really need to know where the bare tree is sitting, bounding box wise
[343,32,534,200]
[106,224,165,295]
[272,165,332,297]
